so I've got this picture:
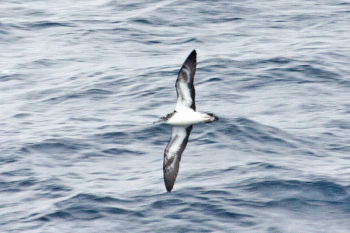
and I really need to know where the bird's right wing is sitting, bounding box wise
[163,125,193,192]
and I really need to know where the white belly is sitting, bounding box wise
[166,109,209,126]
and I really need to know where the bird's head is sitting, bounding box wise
[153,111,176,125]
[153,115,167,125]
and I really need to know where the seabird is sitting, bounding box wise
[157,50,218,192]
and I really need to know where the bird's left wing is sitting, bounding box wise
[175,50,197,111]
[163,125,193,192]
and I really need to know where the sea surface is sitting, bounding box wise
[1,0,350,232]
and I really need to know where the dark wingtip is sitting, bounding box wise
[166,185,173,192]
[164,177,175,192]
[184,49,196,65]
[180,50,196,79]
[163,165,177,192]
[188,49,196,60]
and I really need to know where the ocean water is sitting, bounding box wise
[1,0,350,232]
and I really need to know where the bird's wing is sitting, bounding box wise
[163,125,193,192]
[175,50,197,111]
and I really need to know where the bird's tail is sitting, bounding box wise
[205,113,219,123]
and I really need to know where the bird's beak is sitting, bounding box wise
[153,118,165,125]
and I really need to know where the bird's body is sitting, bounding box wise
[165,108,217,126]
[158,50,218,192]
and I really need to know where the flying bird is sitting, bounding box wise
[156,50,218,192]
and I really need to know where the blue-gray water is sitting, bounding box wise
[1,0,350,232]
